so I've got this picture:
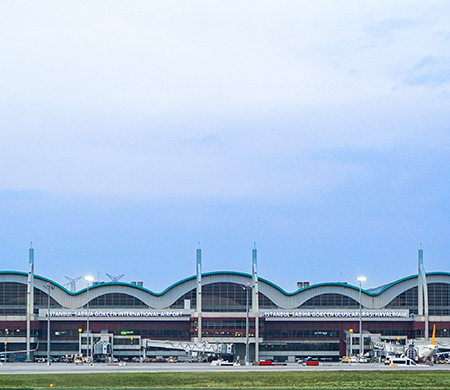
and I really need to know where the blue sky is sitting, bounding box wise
[0,1,449,292]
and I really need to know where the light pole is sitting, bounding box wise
[244,282,251,366]
[357,276,366,361]
[349,328,353,357]
[4,329,7,363]
[84,275,94,362]
[43,282,55,366]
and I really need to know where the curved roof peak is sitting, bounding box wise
[1,270,450,297]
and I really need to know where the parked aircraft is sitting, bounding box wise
[371,325,441,362]
[405,325,438,361]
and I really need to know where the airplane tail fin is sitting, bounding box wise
[431,324,436,345]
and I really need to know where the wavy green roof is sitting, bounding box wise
[1,270,450,298]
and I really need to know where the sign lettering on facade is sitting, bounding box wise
[263,310,409,318]
[46,310,185,318]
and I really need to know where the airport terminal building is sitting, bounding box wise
[0,248,449,362]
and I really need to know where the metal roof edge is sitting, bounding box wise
[2,270,450,299]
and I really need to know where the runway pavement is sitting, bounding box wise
[0,362,450,374]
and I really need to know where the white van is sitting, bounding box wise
[389,357,417,366]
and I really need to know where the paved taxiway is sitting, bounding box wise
[1,362,450,374]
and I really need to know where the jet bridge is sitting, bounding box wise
[142,339,234,359]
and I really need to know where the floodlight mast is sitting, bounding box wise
[244,282,252,366]
[357,276,366,361]
[84,275,94,362]
[44,282,55,365]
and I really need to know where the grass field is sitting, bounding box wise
[1,371,450,389]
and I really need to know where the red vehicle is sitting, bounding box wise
[300,358,321,366]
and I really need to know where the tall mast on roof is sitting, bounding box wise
[196,245,202,342]
[26,243,35,361]
[252,244,259,362]
[418,246,429,340]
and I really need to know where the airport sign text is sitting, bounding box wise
[46,310,185,318]
[263,310,409,318]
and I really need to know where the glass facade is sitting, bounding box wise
[386,286,418,313]
[264,321,341,339]
[1,278,447,315]
[202,282,250,312]
[88,293,148,308]
[260,342,340,352]
[366,321,413,338]
[299,293,359,308]
[34,288,62,309]
[259,292,278,309]
[201,319,255,337]
[169,289,196,309]
[386,283,450,315]
[84,320,190,339]
[428,283,450,315]
[0,282,27,315]
[169,286,279,310]
[0,283,60,315]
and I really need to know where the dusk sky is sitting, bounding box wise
[1,1,449,293]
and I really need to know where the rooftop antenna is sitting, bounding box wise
[106,273,125,282]
[64,276,81,293]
